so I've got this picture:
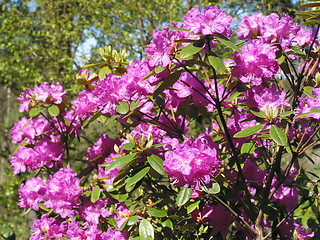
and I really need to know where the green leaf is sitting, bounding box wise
[139,218,154,240]
[130,99,141,111]
[300,2,320,8]
[233,124,265,138]
[270,125,288,146]
[147,208,167,217]
[153,71,181,97]
[276,54,285,64]
[116,101,129,114]
[103,153,137,171]
[176,186,193,207]
[216,38,242,52]
[208,55,226,74]
[201,182,220,194]
[48,105,60,117]
[82,111,102,128]
[82,62,105,68]
[279,110,295,118]
[98,66,112,79]
[176,40,204,60]
[303,19,320,26]
[147,154,165,176]
[122,143,135,150]
[310,107,320,112]
[169,26,190,32]
[109,192,128,202]
[91,186,101,203]
[162,219,173,229]
[155,65,165,74]
[241,141,256,154]
[304,86,315,98]
[125,167,150,192]
[187,200,200,214]
[290,46,306,56]
[29,107,42,117]
[250,110,266,119]
[128,215,140,226]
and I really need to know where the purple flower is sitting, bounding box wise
[296,88,320,119]
[245,84,290,112]
[227,112,259,147]
[44,167,82,218]
[193,204,233,237]
[18,82,66,112]
[237,12,301,50]
[98,153,122,186]
[164,136,221,190]
[30,215,66,240]
[237,13,265,40]
[261,13,300,49]
[292,26,317,47]
[11,117,50,144]
[87,134,119,163]
[18,177,46,211]
[278,219,314,239]
[103,228,129,240]
[65,219,86,239]
[232,39,279,85]
[183,6,232,37]
[146,26,174,68]
[79,199,111,226]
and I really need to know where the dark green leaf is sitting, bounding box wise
[82,111,102,128]
[139,218,154,240]
[125,167,150,191]
[48,105,60,117]
[109,192,128,202]
[147,154,165,176]
[217,38,242,52]
[147,208,168,217]
[91,186,100,203]
[270,125,288,146]
[233,124,265,138]
[176,186,193,207]
[176,41,203,60]
[208,55,226,74]
[153,71,181,97]
[104,153,137,171]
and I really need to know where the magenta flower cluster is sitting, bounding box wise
[164,136,221,190]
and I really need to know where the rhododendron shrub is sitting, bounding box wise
[10,5,320,240]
